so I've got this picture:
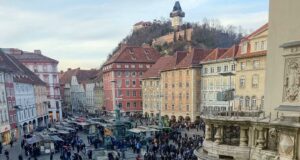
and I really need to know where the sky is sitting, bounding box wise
[0,0,269,71]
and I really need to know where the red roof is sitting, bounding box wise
[104,44,161,66]
[218,45,239,60]
[241,23,268,42]
[201,48,228,62]
[59,68,100,84]
[142,55,174,79]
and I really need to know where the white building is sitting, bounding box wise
[14,81,37,134]
[3,48,61,122]
[0,72,10,144]
[200,46,238,115]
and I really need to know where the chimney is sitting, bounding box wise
[34,50,41,54]
[68,68,71,71]
[60,70,64,74]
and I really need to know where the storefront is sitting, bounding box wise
[0,125,11,144]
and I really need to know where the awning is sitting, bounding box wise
[50,135,64,142]
[26,135,42,144]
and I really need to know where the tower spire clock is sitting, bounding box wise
[170,1,185,30]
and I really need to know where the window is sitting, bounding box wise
[245,96,250,108]
[133,102,137,108]
[117,71,121,77]
[255,42,259,51]
[146,65,150,68]
[240,76,245,88]
[204,68,208,74]
[231,64,236,71]
[131,64,135,68]
[261,96,264,109]
[133,91,136,97]
[117,64,121,68]
[179,82,182,88]
[186,82,189,87]
[210,67,214,73]
[172,71,175,77]
[186,93,189,99]
[252,75,259,88]
[165,104,167,110]
[125,80,130,86]
[253,60,260,69]
[125,65,129,68]
[179,93,182,100]
[126,102,130,108]
[125,71,129,77]
[217,66,221,72]
[132,80,136,86]
[186,70,189,75]
[117,80,122,87]
[172,83,175,88]
[139,72,143,76]
[239,96,244,108]
[241,62,246,70]
[186,105,189,111]
[139,64,143,68]
[172,105,174,111]
[172,93,175,100]
[179,104,182,111]
[261,41,265,50]
[43,65,47,72]
[117,90,122,97]
[224,65,228,72]
[139,81,142,86]
[251,96,256,109]
[132,72,136,77]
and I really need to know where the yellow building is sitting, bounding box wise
[142,56,172,118]
[234,24,268,111]
[159,49,211,122]
[34,85,48,127]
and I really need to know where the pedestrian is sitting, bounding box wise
[88,150,92,160]
[0,141,2,154]
[18,154,23,160]
[4,149,9,160]
[9,140,13,148]
[50,152,53,160]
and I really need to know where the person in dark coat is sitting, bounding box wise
[0,141,2,154]
[4,149,9,160]
[50,152,53,160]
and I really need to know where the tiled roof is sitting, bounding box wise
[241,23,268,42]
[59,68,100,84]
[201,48,228,62]
[2,48,58,64]
[142,55,173,79]
[176,48,212,68]
[236,50,267,59]
[218,45,239,60]
[104,44,161,66]
[163,51,188,71]
[0,49,45,85]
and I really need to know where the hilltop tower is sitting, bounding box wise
[170,1,185,30]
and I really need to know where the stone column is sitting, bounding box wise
[256,128,265,149]
[215,125,222,145]
[240,127,248,147]
[205,123,212,141]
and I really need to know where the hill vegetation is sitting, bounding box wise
[108,19,244,58]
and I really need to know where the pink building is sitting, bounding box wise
[102,44,160,115]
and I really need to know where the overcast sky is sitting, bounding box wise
[0,0,268,71]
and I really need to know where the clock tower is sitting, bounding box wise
[170,1,185,30]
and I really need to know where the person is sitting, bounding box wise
[87,150,92,160]
[0,141,2,154]
[9,140,13,147]
[4,149,9,160]
[18,155,23,160]
[50,152,53,160]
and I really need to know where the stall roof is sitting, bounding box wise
[50,135,64,142]
[128,126,158,133]
[26,135,42,144]
[49,128,57,132]
[57,130,70,134]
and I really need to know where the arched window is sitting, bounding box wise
[251,96,256,109]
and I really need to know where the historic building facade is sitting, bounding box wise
[195,0,300,159]
[3,49,61,122]
[160,49,211,122]
[142,56,173,118]
[234,24,268,111]
[200,46,238,115]
[34,84,48,127]
[85,72,104,114]
[102,44,160,115]
[59,68,100,113]
[0,71,11,144]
